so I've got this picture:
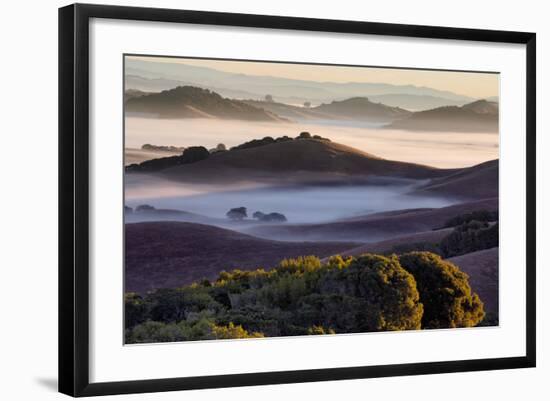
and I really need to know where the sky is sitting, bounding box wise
[128,55,499,99]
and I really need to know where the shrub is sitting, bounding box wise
[334,254,424,331]
[124,293,148,329]
[226,207,247,220]
[384,241,442,256]
[180,146,210,163]
[210,322,264,339]
[307,325,335,335]
[124,251,484,343]
[440,221,498,257]
[399,252,485,329]
[252,211,287,222]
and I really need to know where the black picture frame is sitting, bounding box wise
[59,3,536,397]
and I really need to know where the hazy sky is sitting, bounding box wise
[129,55,499,99]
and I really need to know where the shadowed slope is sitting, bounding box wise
[125,222,360,293]
[448,247,499,315]
[414,159,498,199]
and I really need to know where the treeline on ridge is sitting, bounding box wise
[125,251,485,344]
[125,132,329,173]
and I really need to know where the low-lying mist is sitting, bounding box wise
[125,116,499,168]
[125,175,459,225]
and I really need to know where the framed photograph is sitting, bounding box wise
[58,3,536,397]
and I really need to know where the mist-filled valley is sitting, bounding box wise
[125,116,498,169]
[126,175,458,227]
[123,56,501,343]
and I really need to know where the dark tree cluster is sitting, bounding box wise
[126,146,210,172]
[437,209,499,229]
[229,133,331,152]
[439,221,498,258]
[141,144,185,152]
[135,204,155,212]
[386,212,499,258]
[229,136,276,151]
[252,211,287,222]
[226,207,247,221]
[124,252,485,343]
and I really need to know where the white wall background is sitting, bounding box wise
[0,0,546,399]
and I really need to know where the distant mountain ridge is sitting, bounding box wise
[125,86,286,121]
[125,58,478,109]
[387,100,499,132]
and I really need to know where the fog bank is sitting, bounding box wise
[125,116,498,168]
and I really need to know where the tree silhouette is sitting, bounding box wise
[226,207,247,220]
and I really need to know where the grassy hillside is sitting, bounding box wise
[414,159,498,199]
[125,222,359,293]
[449,247,498,318]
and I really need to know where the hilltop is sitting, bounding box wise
[125,86,286,121]
[312,97,411,122]
[387,99,499,132]
[127,136,450,182]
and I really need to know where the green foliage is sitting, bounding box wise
[125,252,485,343]
[124,293,148,329]
[307,325,335,335]
[210,322,264,339]
[126,318,264,343]
[399,252,485,329]
[384,241,442,257]
[440,221,498,257]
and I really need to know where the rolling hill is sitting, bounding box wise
[128,138,451,182]
[125,86,286,121]
[414,159,498,199]
[243,97,412,122]
[125,221,359,293]
[241,99,333,120]
[312,97,411,122]
[387,99,499,132]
